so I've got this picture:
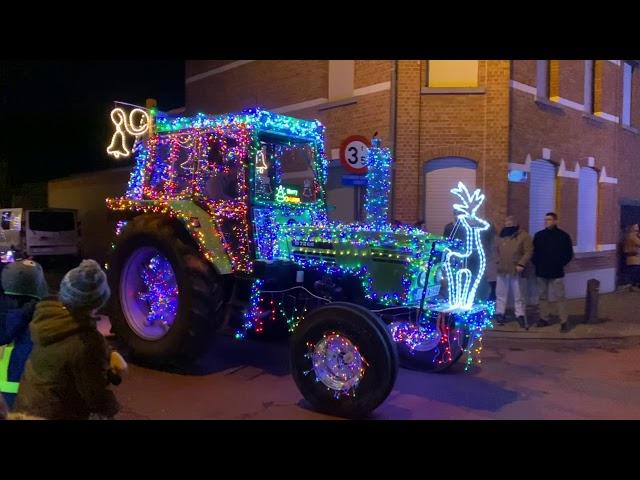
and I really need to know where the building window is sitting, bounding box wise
[427,61,479,88]
[529,160,556,236]
[576,167,598,252]
[536,60,562,102]
[328,60,354,101]
[423,157,477,235]
[622,61,633,127]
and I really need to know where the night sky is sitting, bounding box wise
[0,61,184,185]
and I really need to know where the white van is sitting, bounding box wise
[0,208,80,262]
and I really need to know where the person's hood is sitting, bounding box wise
[29,298,95,346]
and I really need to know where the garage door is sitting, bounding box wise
[529,160,556,237]
[577,167,598,252]
[424,157,477,235]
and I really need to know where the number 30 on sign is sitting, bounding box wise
[339,135,370,174]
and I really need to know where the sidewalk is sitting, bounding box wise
[486,288,640,340]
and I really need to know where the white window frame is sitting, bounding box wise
[622,61,633,127]
[584,60,595,114]
[536,60,549,100]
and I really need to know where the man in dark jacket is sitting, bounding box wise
[14,259,121,420]
[0,259,48,408]
[532,212,574,332]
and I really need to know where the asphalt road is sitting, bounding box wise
[111,331,640,420]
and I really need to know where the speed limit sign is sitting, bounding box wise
[339,135,370,174]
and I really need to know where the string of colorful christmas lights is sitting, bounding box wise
[364,136,392,224]
[107,107,494,371]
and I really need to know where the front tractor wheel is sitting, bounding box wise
[108,215,224,367]
[389,312,468,372]
[290,302,398,418]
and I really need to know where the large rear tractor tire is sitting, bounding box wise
[108,215,225,367]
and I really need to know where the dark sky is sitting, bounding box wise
[0,61,184,185]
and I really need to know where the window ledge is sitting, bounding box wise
[317,97,357,111]
[573,250,613,259]
[582,113,606,124]
[622,124,639,134]
[534,96,565,112]
[421,87,485,95]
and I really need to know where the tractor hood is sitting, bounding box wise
[278,222,450,306]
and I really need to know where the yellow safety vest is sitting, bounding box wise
[0,343,20,394]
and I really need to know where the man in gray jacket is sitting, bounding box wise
[494,215,534,329]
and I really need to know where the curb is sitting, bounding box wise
[485,329,640,341]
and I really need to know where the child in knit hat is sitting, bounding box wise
[13,259,125,420]
[0,259,48,409]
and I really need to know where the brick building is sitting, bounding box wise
[184,60,640,298]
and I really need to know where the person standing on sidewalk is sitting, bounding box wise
[494,216,533,329]
[623,223,640,290]
[532,212,574,332]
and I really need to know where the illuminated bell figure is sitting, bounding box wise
[255,149,268,174]
[107,108,150,159]
[106,109,129,158]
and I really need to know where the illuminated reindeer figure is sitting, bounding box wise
[443,182,489,310]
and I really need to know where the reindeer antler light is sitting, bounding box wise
[451,182,485,217]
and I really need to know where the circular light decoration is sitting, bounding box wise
[310,333,365,396]
[137,254,179,330]
[107,107,150,159]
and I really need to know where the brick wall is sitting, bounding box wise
[184,59,640,284]
[185,60,329,114]
[512,61,536,86]
[598,182,618,245]
[557,176,578,241]
[412,60,510,229]
[600,61,619,116]
[393,60,422,223]
[510,60,640,279]
[354,60,391,89]
[288,91,391,157]
[558,60,584,104]
[632,66,640,129]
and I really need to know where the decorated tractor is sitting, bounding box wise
[105,106,493,418]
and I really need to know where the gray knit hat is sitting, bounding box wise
[59,259,110,311]
[1,259,48,299]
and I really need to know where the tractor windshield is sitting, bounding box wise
[254,135,319,204]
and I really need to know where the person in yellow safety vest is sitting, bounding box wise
[0,259,48,409]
